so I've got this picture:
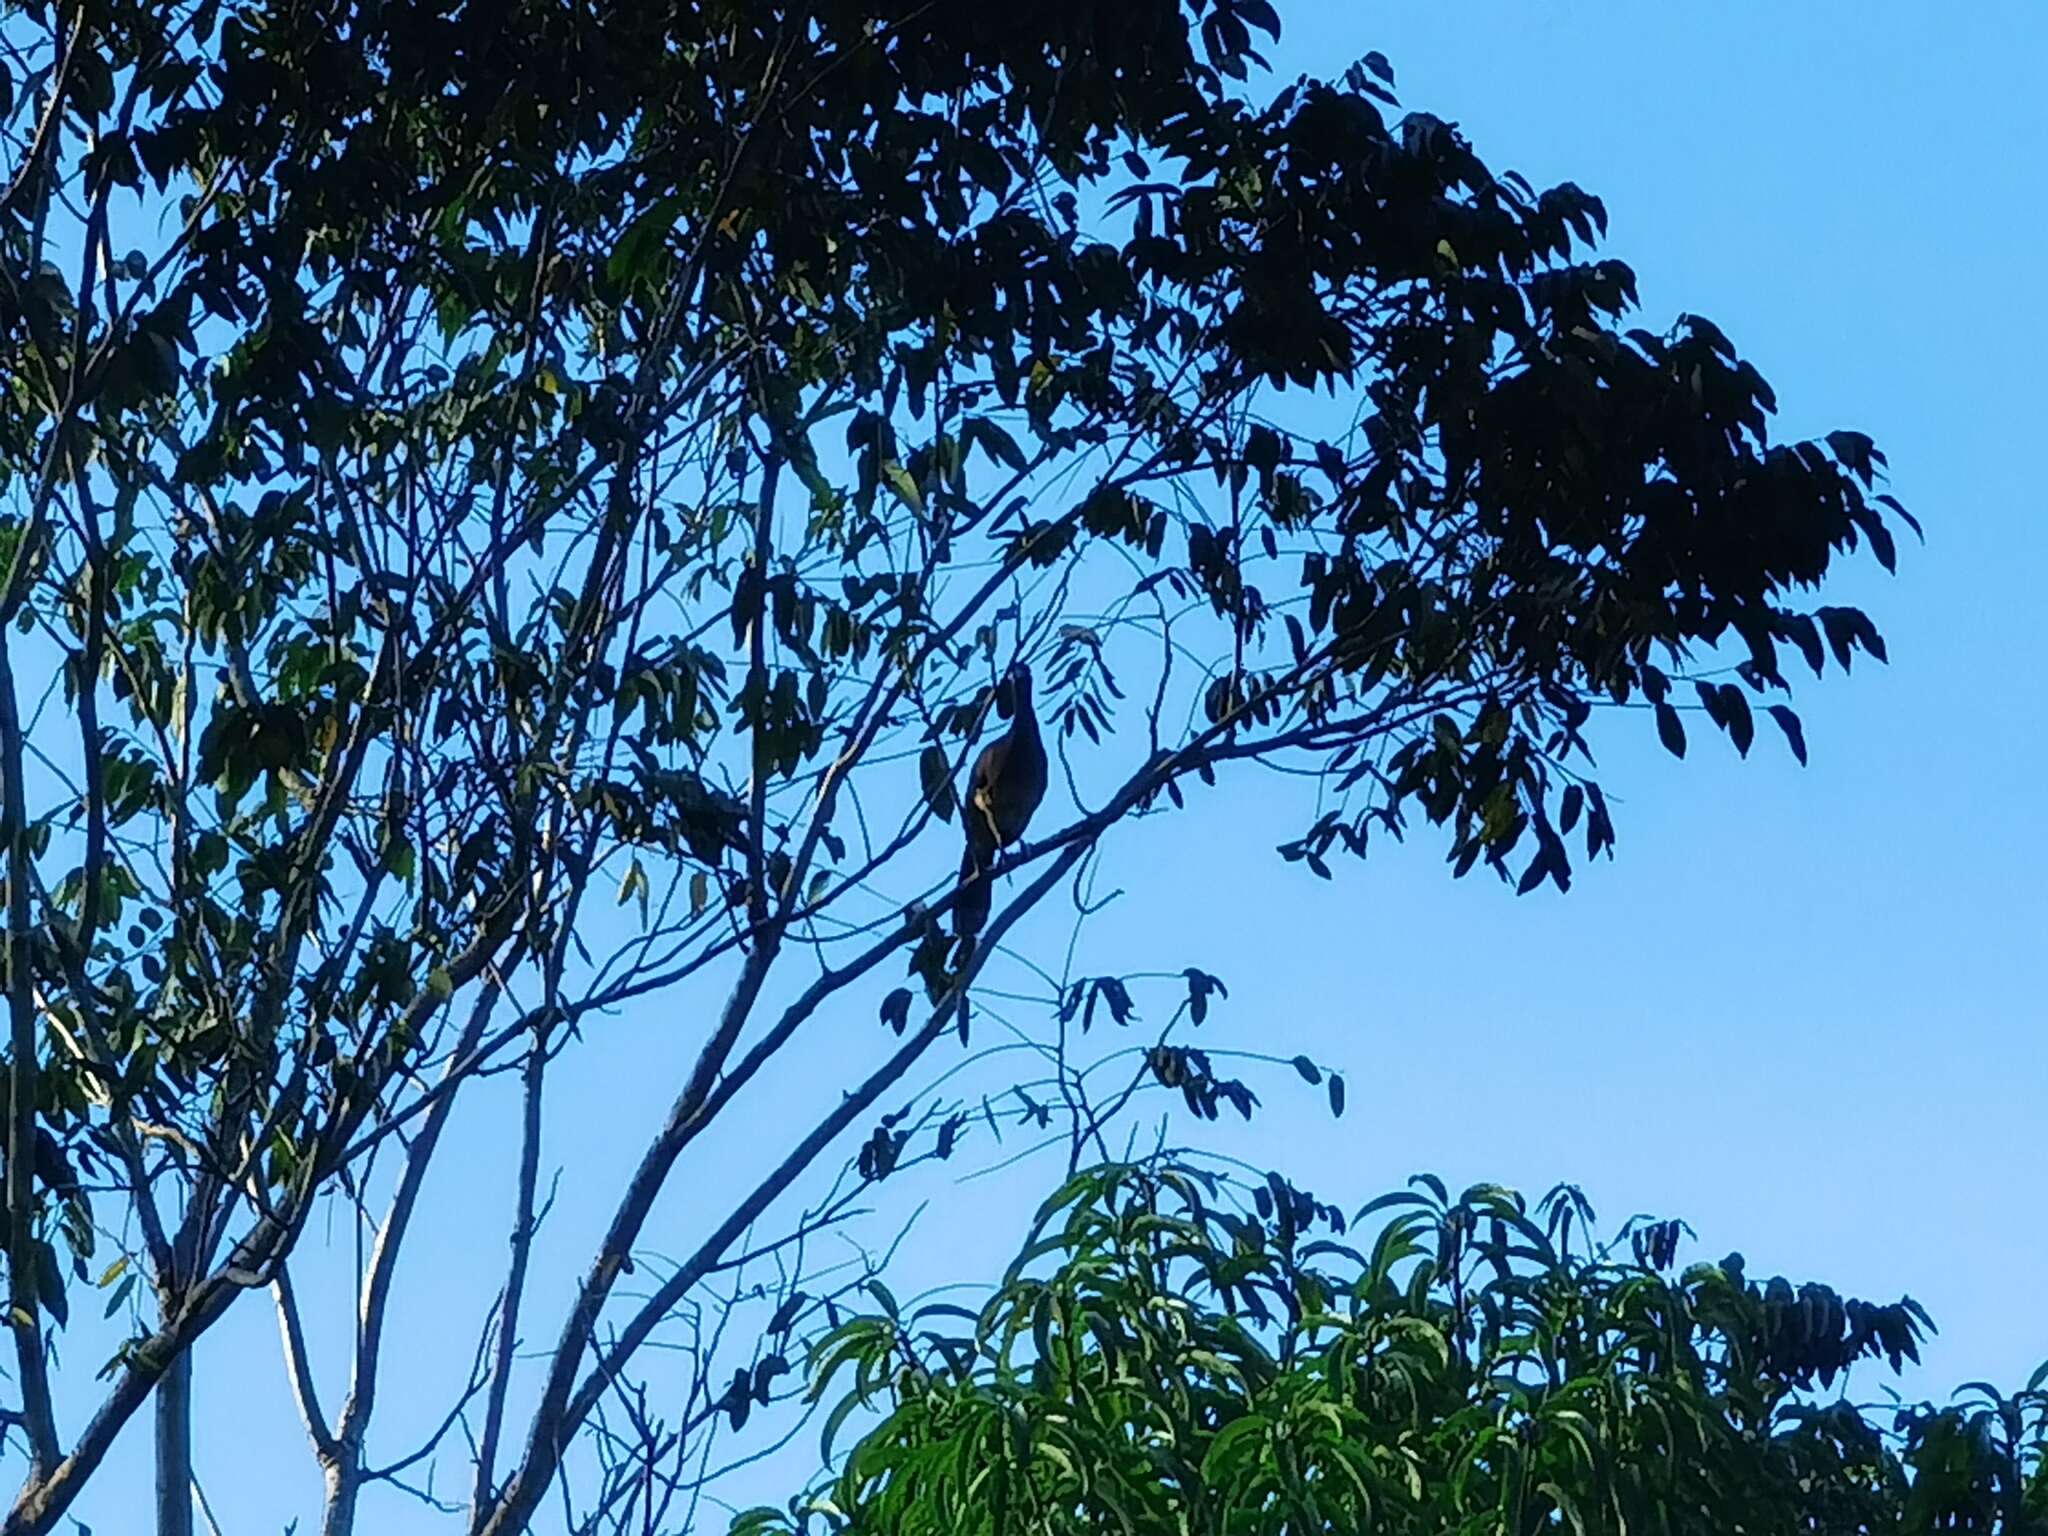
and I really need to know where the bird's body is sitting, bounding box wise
[955,664,1046,939]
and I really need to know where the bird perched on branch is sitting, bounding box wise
[955,663,1047,940]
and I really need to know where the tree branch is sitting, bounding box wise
[743,448,781,927]
[470,1016,549,1521]
[336,983,506,1461]
[476,839,1089,1536]
[2,914,518,1536]
[271,1264,337,1461]
[0,636,58,1476]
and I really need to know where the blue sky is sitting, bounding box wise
[46,3,2048,1530]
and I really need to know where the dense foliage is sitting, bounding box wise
[773,1165,2047,1536]
[0,0,1907,1529]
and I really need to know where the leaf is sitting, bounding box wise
[724,1366,753,1428]
[1654,701,1686,759]
[919,744,957,823]
[1817,606,1859,671]
[818,1389,863,1464]
[1718,684,1754,757]
[1291,1055,1321,1085]
[426,967,454,1002]
[615,858,647,908]
[1767,705,1808,765]
[35,1241,66,1330]
[1236,0,1281,39]
[752,1354,790,1402]
[768,1290,807,1334]
[880,460,923,513]
[879,988,912,1035]
[1535,1483,1590,1536]
[102,1271,136,1320]
[606,194,683,283]
[1878,491,1924,539]
[1328,1073,1346,1118]
[1098,977,1135,1026]
[965,416,1028,471]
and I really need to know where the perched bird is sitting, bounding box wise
[954,663,1047,940]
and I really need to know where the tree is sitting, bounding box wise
[773,1162,2048,1536]
[0,0,1909,1530]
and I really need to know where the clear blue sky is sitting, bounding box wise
[59,4,2048,1530]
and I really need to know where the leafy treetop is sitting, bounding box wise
[770,1163,2044,1536]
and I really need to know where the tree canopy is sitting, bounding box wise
[0,0,1909,1530]
[770,1164,2048,1536]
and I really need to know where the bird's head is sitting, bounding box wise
[996,661,1033,719]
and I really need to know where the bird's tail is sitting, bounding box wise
[955,838,992,938]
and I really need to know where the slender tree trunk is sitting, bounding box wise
[154,1348,192,1536]
[320,1450,360,1536]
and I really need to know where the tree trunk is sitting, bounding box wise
[154,1347,192,1536]
[321,1451,361,1536]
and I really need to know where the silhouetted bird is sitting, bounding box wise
[954,663,1046,939]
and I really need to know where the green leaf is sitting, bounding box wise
[102,1272,137,1321]
[1540,1484,1590,1536]
[607,194,683,283]
[818,1389,864,1465]
[880,461,923,513]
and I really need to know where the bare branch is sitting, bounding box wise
[477,838,1090,1536]
[271,1265,337,1460]
[470,1020,550,1521]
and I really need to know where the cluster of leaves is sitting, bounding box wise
[754,1165,2047,1536]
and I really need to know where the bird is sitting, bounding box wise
[954,662,1047,940]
